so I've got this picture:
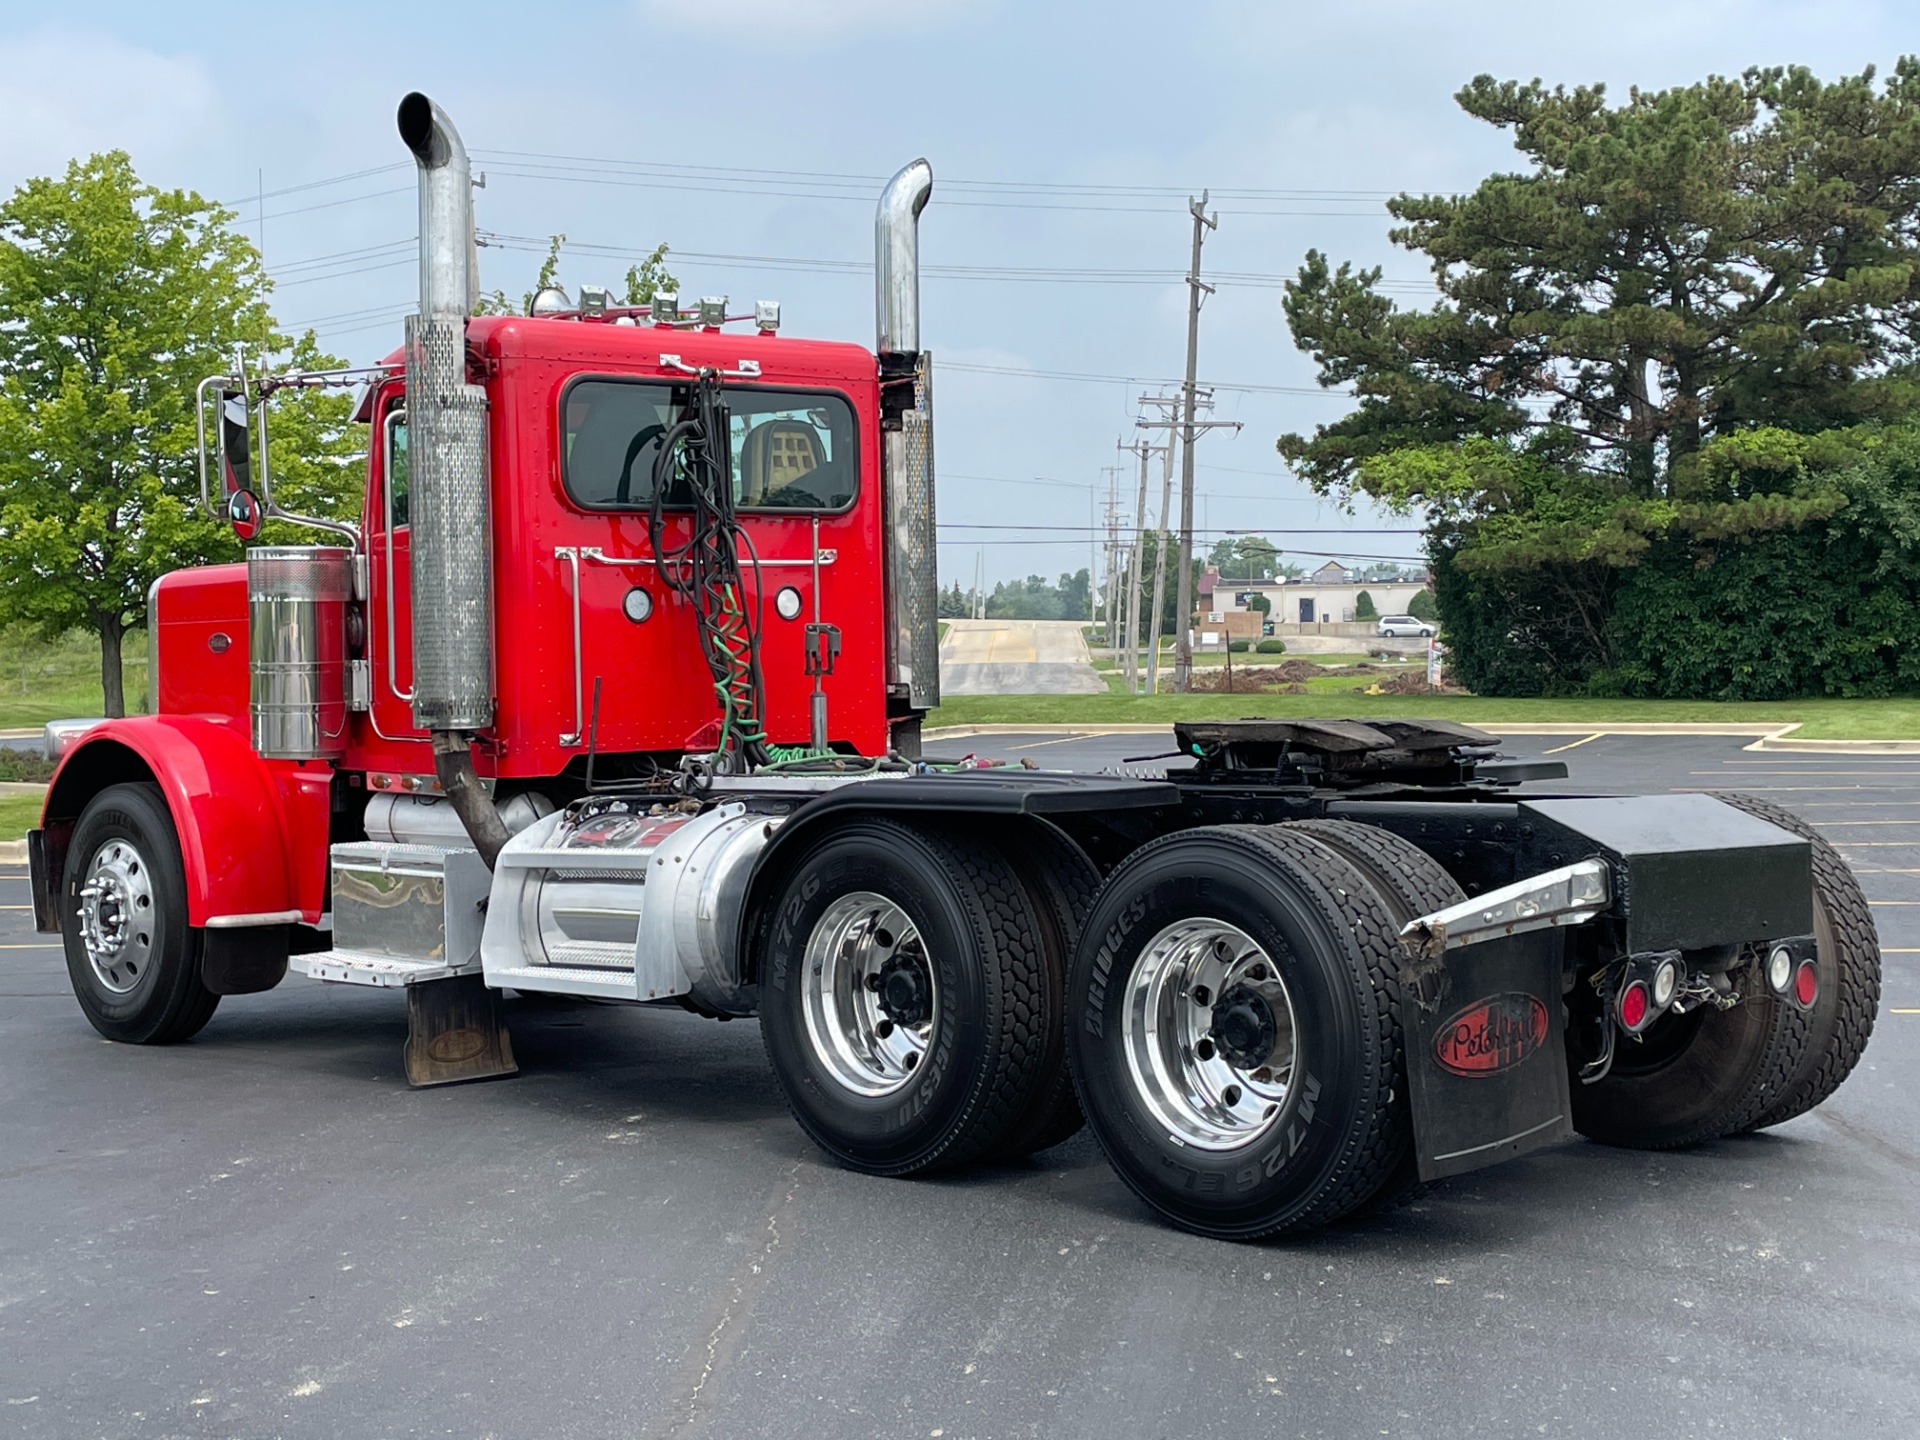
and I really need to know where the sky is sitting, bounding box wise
[1,0,1912,588]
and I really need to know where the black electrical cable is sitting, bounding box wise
[646,374,768,772]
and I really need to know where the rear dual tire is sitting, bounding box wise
[757,818,1051,1175]
[1569,792,1879,1149]
[1065,825,1418,1240]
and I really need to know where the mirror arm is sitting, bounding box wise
[250,373,365,552]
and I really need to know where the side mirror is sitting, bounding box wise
[218,390,255,500]
[228,488,263,541]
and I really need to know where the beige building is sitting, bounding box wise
[1201,562,1430,628]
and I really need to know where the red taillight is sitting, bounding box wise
[1619,980,1650,1031]
[1794,960,1819,1008]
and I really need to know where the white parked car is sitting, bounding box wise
[1376,614,1435,638]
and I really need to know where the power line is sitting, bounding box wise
[222,162,411,209]
[472,147,1409,200]
[479,231,1330,290]
[476,161,1397,218]
[937,523,1418,534]
[250,186,414,223]
[940,360,1341,398]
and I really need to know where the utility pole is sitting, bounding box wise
[1098,463,1124,650]
[1173,192,1216,694]
[1135,394,1182,695]
[1118,437,1159,694]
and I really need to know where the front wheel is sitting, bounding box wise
[758,818,1050,1175]
[61,782,218,1045]
[1067,826,1412,1240]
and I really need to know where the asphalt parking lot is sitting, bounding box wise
[2,731,1916,1438]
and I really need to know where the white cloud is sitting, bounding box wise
[0,29,219,187]
[632,0,984,45]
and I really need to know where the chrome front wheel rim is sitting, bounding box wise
[77,838,157,995]
[1122,918,1298,1152]
[800,891,938,1098]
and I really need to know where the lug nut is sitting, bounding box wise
[1246,963,1267,982]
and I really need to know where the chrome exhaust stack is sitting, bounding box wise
[398,92,508,866]
[398,91,491,734]
[875,160,938,720]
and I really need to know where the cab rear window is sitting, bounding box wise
[560,377,857,512]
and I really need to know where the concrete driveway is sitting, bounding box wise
[939,617,1106,695]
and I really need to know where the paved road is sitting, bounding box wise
[939,618,1105,695]
[2,733,1916,1437]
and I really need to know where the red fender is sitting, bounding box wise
[43,716,331,927]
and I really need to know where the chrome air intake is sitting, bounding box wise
[398,92,493,733]
[876,159,938,712]
[247,546,351,760]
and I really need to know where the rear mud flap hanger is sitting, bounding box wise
[1399,858,1612,961]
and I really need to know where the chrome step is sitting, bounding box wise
[293,949,472,988]
[484,963,639,1001]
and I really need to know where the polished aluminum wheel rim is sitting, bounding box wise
[77,838,156,995]
[801,891,937,1098]
[1122,918,1298,1152]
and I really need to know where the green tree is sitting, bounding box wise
[984,570,1090,621]
[476,235,679,316]
[1131,532,1205,637]
[1208,535,1283,579]
[1353,589,1378,621]
[0,152,358,716]
[1279,63,1920,695]
[1407,587,1439,622]
[621,241,678,307]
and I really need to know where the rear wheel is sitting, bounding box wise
[1569,978,1803,1150]
[61,782,218,1045]
[1067,826,1411,1239]
[758,818,1049,1175]
[1714,792,1880,1129]
[1282,819,1467,1213]
[980,820,1099,1159]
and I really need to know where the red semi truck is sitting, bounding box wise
[27,94,1879,1238]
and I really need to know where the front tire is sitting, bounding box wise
[61,782,218,1045]
[1067,826,1411,1240]
[758,818,1050,1175]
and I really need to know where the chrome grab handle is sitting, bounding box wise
[382,408,413,703]
[558,547,584,747]
[658,354,762,379]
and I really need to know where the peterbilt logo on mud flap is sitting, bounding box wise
[1432,993,1549,1077]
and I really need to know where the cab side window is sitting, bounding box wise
[383,405,410,527]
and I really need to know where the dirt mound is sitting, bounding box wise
[1363,670,1469,696]
[1189,658,1341,693]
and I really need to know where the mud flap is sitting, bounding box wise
[404,974,518,1088]
[1402,930,1572,1181]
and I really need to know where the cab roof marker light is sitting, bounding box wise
[755,299,781,333]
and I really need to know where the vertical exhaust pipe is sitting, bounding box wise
[398,92,508,865]
[875,160,938,725]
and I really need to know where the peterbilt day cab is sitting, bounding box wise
[26,94,1879,1239]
